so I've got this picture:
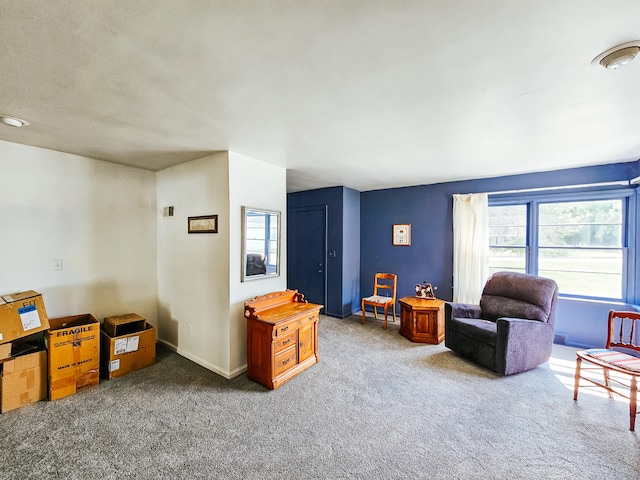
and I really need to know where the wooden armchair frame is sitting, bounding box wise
[361,273,397,330]
[574,310,640,431]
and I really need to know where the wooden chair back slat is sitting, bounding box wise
[373,273,397,301]
[607,310,640,353]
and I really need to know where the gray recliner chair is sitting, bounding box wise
[445,272,558,375]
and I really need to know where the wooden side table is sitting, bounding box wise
[399,297,445,344]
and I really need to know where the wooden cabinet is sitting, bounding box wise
[244,290,322,390]
[399,297,445,344]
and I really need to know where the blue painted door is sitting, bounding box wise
[287,206,327,311]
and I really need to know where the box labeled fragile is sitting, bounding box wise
[101,321,155,380]
[0,350,47,413]
[0,291,50,345]
[46,314,100,400]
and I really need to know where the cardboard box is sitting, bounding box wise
[1,336,42,361]
[101,321,156,380]
[46,314,100,400]
[0,350,47,413]
[0,291,50,345]
[103,313,146,337]
[0,343,11,361]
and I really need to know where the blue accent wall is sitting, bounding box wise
[361,183,453,308]
[342,187,360,316]
[288,186,360,318]
[360,161,640,348]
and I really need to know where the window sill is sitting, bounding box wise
[558,296,638,310]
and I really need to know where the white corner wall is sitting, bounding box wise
[0,140,158,323]
[156,152,232,377]
[156,150,286,379]
[0,140,286,381]
[228,151,287,376]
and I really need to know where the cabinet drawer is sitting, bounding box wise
[275,313,317,337]
[305,312,318,324]
[274,346,297,375]
[276,322,295,337]
[274,331,297,353]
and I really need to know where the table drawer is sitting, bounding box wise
[274,331,297,353]
[274,346,297,375]
[275,313,317,337]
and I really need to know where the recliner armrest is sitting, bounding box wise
[495,317,555,375]
[444,302,483,351]
[496,316,553,340]
[445,302,482,320]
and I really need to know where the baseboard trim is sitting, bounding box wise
[324,310,359,319]
[156,338,246,380]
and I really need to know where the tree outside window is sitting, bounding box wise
[489,198,626,300]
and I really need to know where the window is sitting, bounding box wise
[246,210,279,269]
[488,204,527,274]
[538,200,623,298]
[489,191,634,302]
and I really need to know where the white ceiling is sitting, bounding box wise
[1,1,639,192]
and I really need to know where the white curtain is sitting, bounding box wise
[453,193,489,304]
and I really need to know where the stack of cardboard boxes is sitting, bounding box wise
[0,291,50,413]
[0,290,156,413]
[101,313,156,380]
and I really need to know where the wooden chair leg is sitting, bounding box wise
[373,306,378,319]
[383,305,388,330]
[631,376,637,432]
[604,368,613,398]
[574,356,582,401]
[361,300,366,325]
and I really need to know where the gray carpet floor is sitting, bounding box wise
[1,314,639,480]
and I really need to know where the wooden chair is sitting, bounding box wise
[574,310,640,431]
[361,273,397,330]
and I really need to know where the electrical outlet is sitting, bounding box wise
[53,259,63,271]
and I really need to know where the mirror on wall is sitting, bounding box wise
[241,206,281,282]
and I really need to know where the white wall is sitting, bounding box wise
[156,151,286,379]
[0,140,286,380]
[228,151,287,375]
[156,152,232,376]
[0,140,157,323]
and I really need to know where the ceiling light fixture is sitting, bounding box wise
[592,40,640,69]
[0,114,29,127]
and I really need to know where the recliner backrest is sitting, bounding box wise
[479,272,558,324]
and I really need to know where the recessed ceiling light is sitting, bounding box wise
[0,114,29,127]
[592,40,640,69]
[601,46,640,69]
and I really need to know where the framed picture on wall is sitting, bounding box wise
[188,215,218,233]
[392,224,411,246]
